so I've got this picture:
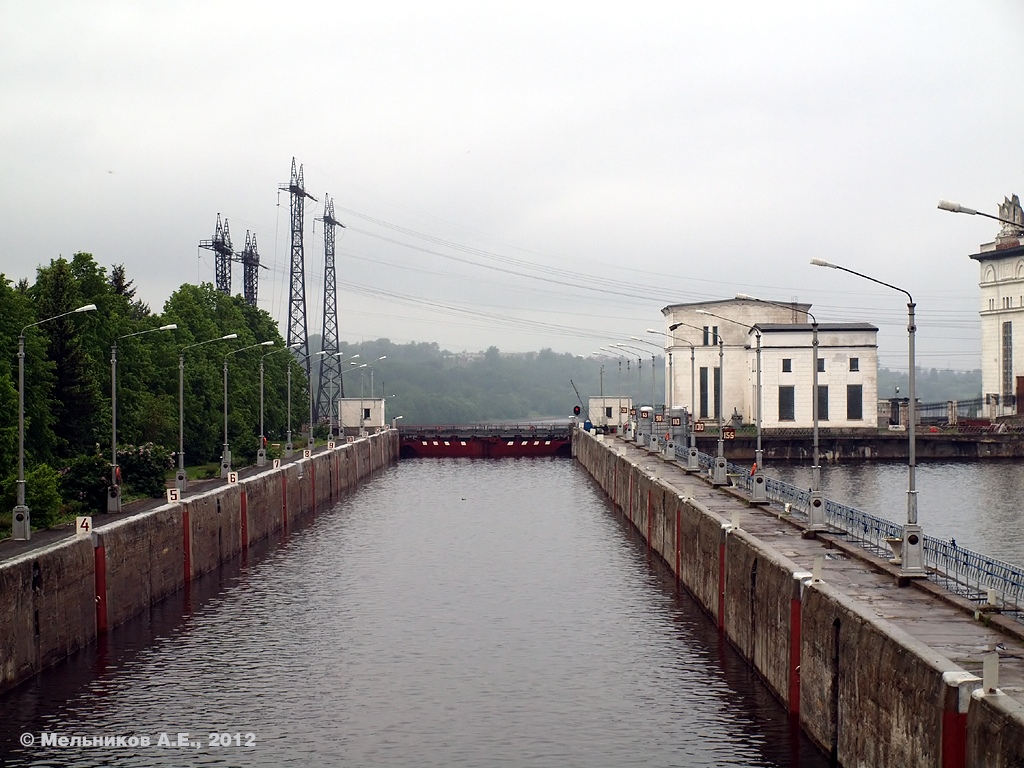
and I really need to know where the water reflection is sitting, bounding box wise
[0,459,828,767]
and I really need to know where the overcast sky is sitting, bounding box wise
[3,1,1023,371]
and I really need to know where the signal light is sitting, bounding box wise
[573,405,581,416]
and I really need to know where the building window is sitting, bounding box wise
[817,385,829,421]
[847,384,863,420]
[817,358,825,373]
[782,358,792,373]
[1003,321,1013,399]
[699,367,709,418]
[702,326,719,345]
[713,366,721,419]
[703,326,710,346]
[849,358,859,372]
[363,407,371,420]
[990,298,996,311]
[778,386,795,421]
[605,406,613,418]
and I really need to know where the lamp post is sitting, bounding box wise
[331,353,358,435]
[360,356,387,433]
[308,350,327,450]
[339,363,367,436]
[13,303,97,540]
[937,199,1024,230]
[223,341,275,477]
[696,310,763,468]
[177,333,237,494]
[738,293,823,528]
[811,259,925,578]
[616,343,658,447]
[259,343,299,466]
[656,326,698,469]
[109,323,177,512]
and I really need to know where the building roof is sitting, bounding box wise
[969,241,1024,262]
[661,298,811,315]
[755,322,878,333]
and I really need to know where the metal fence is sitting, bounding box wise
[685,447,1024,620]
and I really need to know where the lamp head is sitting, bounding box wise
[695,309,709,316]
[159,323,178,331]
[76,303,98,313]
[260,340,274,347]
[938,199,976,215]
[735,293,753,301]
[222,333,238,340]
[810,258,837,268]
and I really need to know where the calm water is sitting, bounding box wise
[0,458,829,767]
[768,460,1024,565]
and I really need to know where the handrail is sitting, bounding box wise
[681,447,1024,619]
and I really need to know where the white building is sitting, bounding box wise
[659,299,878,430]
[339,397,386,435]
[967,194,1024,418]
[587,396,633,430]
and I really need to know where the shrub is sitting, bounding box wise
[0,464,64,529]
[118,443,174,498]
[59,453,109,516]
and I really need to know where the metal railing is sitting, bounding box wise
[682,447,1024,620]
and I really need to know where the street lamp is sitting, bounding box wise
[308,350,327,450]
[737,293,823,528]
[109,323,177,512]
[696,310,763,468]
[616,343,658,446]
[811,258,925,578]
[596,348,626,433]
[223,341,275,477]
[177,333,237,494]
[13,303,97,540]
[362,356,387,433]
[654,326,699,469]
[937,199,1024,230]
[339,362,367,436]
[259,343,299,466]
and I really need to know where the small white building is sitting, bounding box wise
[339,397,386,435]
[587,396,633,430]
[659,299,878,430]
[967,194,1024,418]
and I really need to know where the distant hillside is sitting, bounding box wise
[877,368,981,403]
[332,339,663,425]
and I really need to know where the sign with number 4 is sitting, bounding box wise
[76,517,92,537]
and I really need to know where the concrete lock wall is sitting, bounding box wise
[0,430,399,694]
[572,430,1024,768]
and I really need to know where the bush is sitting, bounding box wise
[60,453,109,516]
[0,464,64,529]
[118,443,174,497]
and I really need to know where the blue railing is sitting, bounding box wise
[683,447,1024,619]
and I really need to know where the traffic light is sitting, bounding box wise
[573,405,581,416]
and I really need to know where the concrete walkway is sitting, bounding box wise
[0,451,320,564]
[611,436,1024,704]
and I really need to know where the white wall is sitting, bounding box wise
[339,397,386,431]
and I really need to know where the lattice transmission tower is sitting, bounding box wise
[239,231,263,308]
[279,158,317,377]
[199,214,233,296]
[315,194,345,421]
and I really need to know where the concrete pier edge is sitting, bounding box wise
[574,429,1024,768]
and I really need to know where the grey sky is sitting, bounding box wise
[2,1,1022,371]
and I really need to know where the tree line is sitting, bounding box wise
[1,253,306,532]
